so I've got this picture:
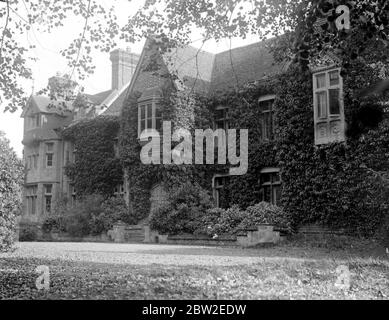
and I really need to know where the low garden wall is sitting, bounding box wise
[145,225,287,247]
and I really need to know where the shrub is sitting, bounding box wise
[200,205,246,236]
[41,194,131,237]
[0,131,23,251]
[197,202,292,236]
[195,207,225,235]
[149,182,214,235]
[238,202,292,233]
[19,228,37,242]
[42,216,67,234]
[89,196,133,235]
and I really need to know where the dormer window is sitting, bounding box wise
[138,101,161,137]
[313,68,345,145]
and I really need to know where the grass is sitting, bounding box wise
[0,240,388,300]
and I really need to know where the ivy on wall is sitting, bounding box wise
[62,115,123,197]
[118,83,222,223]
[117,57,388,236]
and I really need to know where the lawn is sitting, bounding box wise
[0,240,388,299]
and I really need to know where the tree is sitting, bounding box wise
[0,131,23,251]
[1,0,388,112]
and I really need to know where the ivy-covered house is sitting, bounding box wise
[119,37,388,236]
[19,49,140,234]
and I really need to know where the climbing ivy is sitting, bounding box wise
[62,115,123,197]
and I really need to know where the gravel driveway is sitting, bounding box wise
[1,242,388,299]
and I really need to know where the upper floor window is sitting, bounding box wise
[313,68,345,145]
[28,113,41,129]
[214,106,229,130]
[45,142,54,167]
[260,168,281,206]
[138,101,161,137]
[258,95,275,141]
[114,183,125,198]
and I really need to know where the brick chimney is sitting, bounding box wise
[110,48,140,91]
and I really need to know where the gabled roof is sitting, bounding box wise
[125,37,286,101]
[21,96,73,117]
[101,84,130,115]
[85,90,113,105]
[163,45,215,93]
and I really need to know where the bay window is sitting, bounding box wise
[313,68,345,145]
[138,101,161,137]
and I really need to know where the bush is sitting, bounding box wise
[89,196,133,235]
[19,228,37,242]
[197,202,292,237]
[204,205,246,236]
[0,131,23,251]
[149,182,214,235]
[238,202,292,233]
[41,194,131,237]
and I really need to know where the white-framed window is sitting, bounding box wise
[260,168,281,206]
[26,185,38,215]
[138,101,161,137]
[313,68,345,145]
[258,95,276,141]
[44,184,52,213]
[45,142,54,167]
[212,174,230,208]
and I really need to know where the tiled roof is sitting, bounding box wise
[210,39,285,93]
[102,86,129,115]
[22,128,60,145]
[163,45,215,93]
[161,38,285,94]
[22,96,73,117]
[85,90,113,105]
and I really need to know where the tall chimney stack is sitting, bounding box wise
[110,48,140,91]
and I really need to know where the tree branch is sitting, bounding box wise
[0,0,10,61]
[70,0,91,79]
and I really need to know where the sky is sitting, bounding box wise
[0,0,261,158]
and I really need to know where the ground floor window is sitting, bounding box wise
[44,184,52,213]
[69,183,76,206]
[26,185,38,215]
[260,168,281,205]
[213,175,230,208]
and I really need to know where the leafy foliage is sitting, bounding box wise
[197,202,290,237]
[238,202,292,232]
[149,182,214,235]
[0,131,23,251]
[3,0,388,112]
[198,205,246,236]
[42,194,131,237]
[62,115,123,197]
